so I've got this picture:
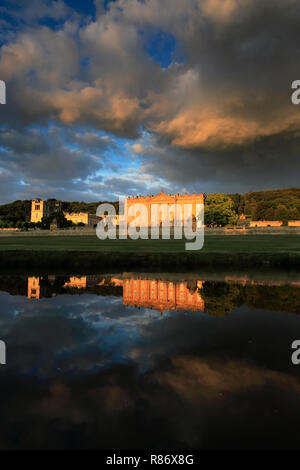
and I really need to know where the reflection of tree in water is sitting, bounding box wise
[244,285,300,314]
[1,275,300,315]
[67,280,123,297]
[0,275,28,297]
[42,276,123,297]
[0,275,71,298]
[40,275,72,297]
[200,282,242,316]
[200,282,300,316]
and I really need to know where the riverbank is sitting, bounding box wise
[0,234,299,269]
[1,226,300,236]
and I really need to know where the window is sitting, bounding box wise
[35,205,40,210]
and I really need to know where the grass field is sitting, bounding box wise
[0,234,299,253]
[0,234,299,269]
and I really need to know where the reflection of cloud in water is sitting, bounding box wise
[1,352,300,449]
[1,280,300,448]
[0,291,165,377]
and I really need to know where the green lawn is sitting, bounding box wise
[0,234,299,254]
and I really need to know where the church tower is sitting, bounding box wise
[30,198,62,222]
[30,199,46,222]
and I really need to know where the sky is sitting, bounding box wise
[0,0,300,204]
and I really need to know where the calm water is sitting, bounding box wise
[0,271,300,449]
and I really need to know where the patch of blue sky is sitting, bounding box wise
[80,56,90,68]
[23,123,144,182]
[0,17,18,47]
[92,325,141,366]
[37,17,69,30]
[63,0,117,19]
[0,1,19,27]
[141,27,184,69]
[24,122,55,138]
[0,3,62,40]
[66,125,143,173]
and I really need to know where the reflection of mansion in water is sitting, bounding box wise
[27,276,42,300]
[123,278,204,312]
[27,275,205,313]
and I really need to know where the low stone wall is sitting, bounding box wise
[249,220,282,227]
[0,227,96,236]
[1,226,300,236]
[205,226,300,235]
[288,220,300,227]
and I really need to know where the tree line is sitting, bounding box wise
[0,199,118,228]
[0,189,299,228]
[205,188,300,226]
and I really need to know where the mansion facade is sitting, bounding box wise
[126,189,206,227]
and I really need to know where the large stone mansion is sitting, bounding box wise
[126,189,206,226]
[31,190,206,227]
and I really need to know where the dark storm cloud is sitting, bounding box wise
[136,130,300,193]
[1,0,300,198]
[0,126,122,202]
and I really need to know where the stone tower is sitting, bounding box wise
[30,199,46,222]
[30,199,62,222]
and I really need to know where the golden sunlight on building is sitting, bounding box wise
[98,277,124,287]
[126,188,205,227]
[249,220,282,227]
[123,278,205,313]
[27,275,205,313]
[27,276,41,299]
[30,199,101,226]
[30,199,62,222]
[288,220,300,227]
[63,276,88,289]
[63,212,101,226]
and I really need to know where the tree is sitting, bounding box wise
[254,201,267,220]
[288,207,299,220]
[0,200,31,225]
[265,207,275,220]
[204,194,238,226]
[200,282,241,316]
[274,204,289,222]
[230,193,241,214]
[41,212,72,230]
[243,199,257,218]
